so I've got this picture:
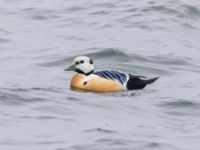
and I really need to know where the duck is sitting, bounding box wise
[65,56,158,92]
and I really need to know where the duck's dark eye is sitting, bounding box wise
[80,60,84,64]
[75,61,79,65]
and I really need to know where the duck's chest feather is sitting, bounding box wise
[70,74,126,92]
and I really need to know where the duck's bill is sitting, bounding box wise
[64,65,76,71]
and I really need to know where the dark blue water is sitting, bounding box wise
[1,0,200,150]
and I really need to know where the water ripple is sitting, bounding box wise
[1,0,200,150]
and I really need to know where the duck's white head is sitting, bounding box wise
[65,56,94,75]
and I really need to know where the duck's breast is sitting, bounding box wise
[71,74,126,92]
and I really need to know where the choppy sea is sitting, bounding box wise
[1,0,200,149]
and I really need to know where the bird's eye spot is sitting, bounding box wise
[75,61,79,65]
[80,60,84,64]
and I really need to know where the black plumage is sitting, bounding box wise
[126,75,158,90]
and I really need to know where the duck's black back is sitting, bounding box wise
[126,75,158,90]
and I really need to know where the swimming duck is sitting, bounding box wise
[65,56,158,92]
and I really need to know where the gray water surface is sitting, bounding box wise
[1,0,200,150]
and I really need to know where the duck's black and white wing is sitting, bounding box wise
[94,70,129,85]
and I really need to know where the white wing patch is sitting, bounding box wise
[94,70,129,85]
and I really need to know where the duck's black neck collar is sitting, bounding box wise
[85,70,94,76]
[76,69,94,76]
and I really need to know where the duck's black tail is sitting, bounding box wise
[126,75,159,90]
